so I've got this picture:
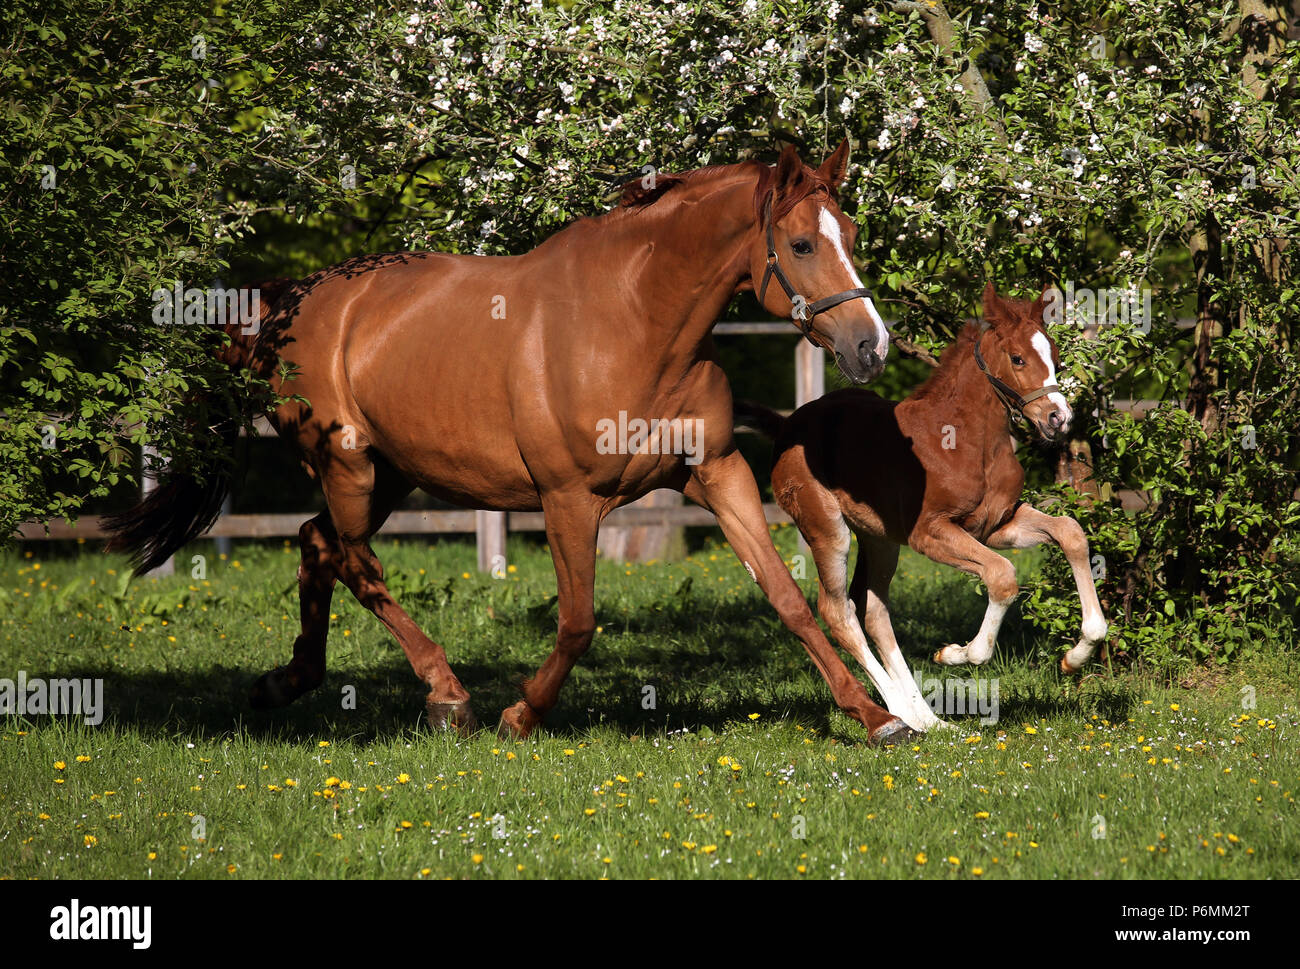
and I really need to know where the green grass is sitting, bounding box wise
[1,527,1296,879]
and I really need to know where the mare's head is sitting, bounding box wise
[978,282,1072,441]
[747,141,889,383]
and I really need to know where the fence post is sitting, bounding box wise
[794,339,825,408]
[793,341,825,557]
[476,510,507,576]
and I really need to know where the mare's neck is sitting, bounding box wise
[611,174,758,356]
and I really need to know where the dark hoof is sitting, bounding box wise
[497,700,542,740]
[426,699,479,735]
[249,666,314,710]
[868,717,918,747]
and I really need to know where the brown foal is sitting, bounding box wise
[107,142,916,744]
[738,284,1107,731]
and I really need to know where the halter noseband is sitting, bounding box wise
[758,194,875,348]
[973,328,1061,423]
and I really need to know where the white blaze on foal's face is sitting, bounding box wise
[1030,330,1071,424]
[818,206,889,355]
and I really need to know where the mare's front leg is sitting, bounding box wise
[910,520,1019,667]
[686,450,911,744]
[499,494,602,739]
[986,502,1108,672]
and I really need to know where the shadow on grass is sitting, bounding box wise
[24,576,1135,743]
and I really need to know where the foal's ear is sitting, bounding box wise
[981,281,1002,323]
[815,139,851,190]
[1028,283,1053,320]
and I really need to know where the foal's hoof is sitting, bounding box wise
[868,717,918,747]
[426,698,479,736]
[932,644,966,666]
[498,700,542,740]
[249,666,315,710]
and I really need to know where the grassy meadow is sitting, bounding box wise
[1,526,1296,879]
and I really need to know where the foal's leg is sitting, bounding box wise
[499,495,601,739]
[688,450,910,744]
[797,501,936,730]
[986,503,1108,672]
[910,521,1019,667]
[848,536,949,730]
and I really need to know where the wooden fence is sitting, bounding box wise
[15,319,1194,572]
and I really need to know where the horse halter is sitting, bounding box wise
[973,329,1061,422]
[757,194,874,348]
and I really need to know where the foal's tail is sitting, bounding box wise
[733,399,787,441]
[103,278,292,576]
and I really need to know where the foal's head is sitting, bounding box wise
[747,141,889,384]
[978,283,1072,441]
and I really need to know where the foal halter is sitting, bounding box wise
[973,330,1061,421]
[757,194,875,348]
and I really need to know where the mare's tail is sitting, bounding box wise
[103,278,292,575]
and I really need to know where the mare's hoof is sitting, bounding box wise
[868,717,918,746]
[249,666,315,710]
[498,700,542,740]
[427,698,479,735]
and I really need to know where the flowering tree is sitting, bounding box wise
[4,0,1297,664]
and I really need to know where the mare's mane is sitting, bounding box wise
[615,156,834,227]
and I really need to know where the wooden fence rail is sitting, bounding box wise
[14,318,1197,569]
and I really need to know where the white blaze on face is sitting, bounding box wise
[818,206,889,356]
[1030,331,1071,417]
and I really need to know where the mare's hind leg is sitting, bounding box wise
[257,446,476,731]
[249,512,338,709]
[985,503,1108,673]
[499,494,601,739]
[848,536,949,730]
[910,521,1018,667]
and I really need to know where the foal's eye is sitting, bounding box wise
[790,239,813,256]
[1010,355,1026,366]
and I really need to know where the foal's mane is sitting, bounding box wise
[911,322,982,402]
[616,156,834,226]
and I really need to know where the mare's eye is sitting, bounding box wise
[1010,355,1026,366]
[791,239,813,256]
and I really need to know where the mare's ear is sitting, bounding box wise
[981,281,1002,328]
[774,143,804,201]
[815,139,851,190]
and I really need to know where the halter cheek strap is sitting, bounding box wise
[758,194,874,348]
[973,330,1061,422]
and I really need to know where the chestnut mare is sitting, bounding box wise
[107,142,916,744]
[737,285,1108,732]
